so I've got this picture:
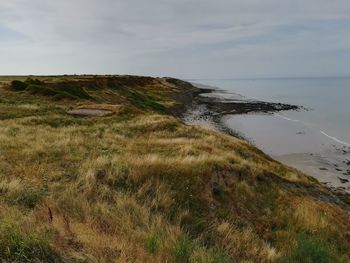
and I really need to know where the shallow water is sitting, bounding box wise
[191,78,350,191]
[194,78,350,144]
[223,113,325,156]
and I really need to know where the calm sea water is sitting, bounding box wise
[190,78,350,190]
[196,78,350,146]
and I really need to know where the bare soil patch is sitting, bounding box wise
[67,108,113,117]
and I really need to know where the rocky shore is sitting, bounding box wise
[180,83,350,202]
[180,84,301,136]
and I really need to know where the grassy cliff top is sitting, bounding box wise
[0,75,349,262]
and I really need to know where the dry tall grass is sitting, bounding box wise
[0,76,349,262]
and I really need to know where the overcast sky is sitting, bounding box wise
[1,0,350,78]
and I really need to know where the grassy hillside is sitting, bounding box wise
[0,75,349,262]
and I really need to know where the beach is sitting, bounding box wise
[182,82,350,194]
[1,75,349,261]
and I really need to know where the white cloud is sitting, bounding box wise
[0,0,350,77]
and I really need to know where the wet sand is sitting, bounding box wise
[223,113,350,192]
[277,153,350,191]
[182,83,350,193]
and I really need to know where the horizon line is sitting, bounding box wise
[185,75,350,81]
[1,74,350,80]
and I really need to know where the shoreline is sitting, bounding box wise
[180,82,350,197]
[180,82,302,137]
[1,75,350,261]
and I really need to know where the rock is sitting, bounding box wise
[96,170,107,180]
[318,194,340,204]
[212,182,221,195]
[338,177,349,184]
[209,203,216,210]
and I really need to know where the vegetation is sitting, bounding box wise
[11,80,28,91]
[0,220,61,262]
[0,75,349,262]
[282,233,335,263]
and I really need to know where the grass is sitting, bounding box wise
[0,220,61,262]
[26,83,92,100]
[6,187,45,209]
[0,75,349,262]
[145,233,160,255]
[128,90,166,112]
[11,80,28,91]
[172,236,194,262]
[281,233,336,263]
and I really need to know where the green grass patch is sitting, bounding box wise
[145,233,160,255]
[10,78,44,91]
[9,78,94,100]
[172,236,194,263]
[274,166,287,177]
[0,221,61,262]
[6,188,45,209]
[26,84,83,100]
[210,250,232,263]
[52,82,92,100]
[282,233,337,263]
[25,77,44,86]
[128,90,166,112]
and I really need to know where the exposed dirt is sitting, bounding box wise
[67,108,114,117]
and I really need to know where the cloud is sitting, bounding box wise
[0,25,27,41]
[0,0,350,77]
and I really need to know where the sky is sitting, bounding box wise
[1,0,350,78]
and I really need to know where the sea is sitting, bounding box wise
[191,77,350,191]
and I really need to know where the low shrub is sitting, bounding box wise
[25,78,43,86]
[26,85,80,100]
[10,188,44,208]
[26,85,58,96]
[11,80,28,91]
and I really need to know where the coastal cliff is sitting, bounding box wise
[0,75,349,262]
